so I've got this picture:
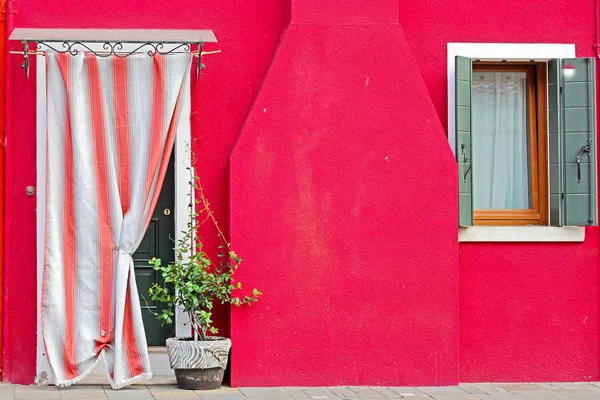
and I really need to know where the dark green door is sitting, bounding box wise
[133,155,175,346]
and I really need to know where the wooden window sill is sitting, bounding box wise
[459,226,585,242]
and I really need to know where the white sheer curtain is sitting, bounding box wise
[472,71,531,210]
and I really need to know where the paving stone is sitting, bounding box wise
[562,392,600,400]
[417,387,470,396]
[0,385,14,400]
[470,396,522,400]
[280,391,313,399]
[370,387,402,398]
[238,387,291,397]
[147,385,200,399]
[534,383,562,391]
[103,386,154,400]
[196,394,247,400]
[205,388,243,394]
[464,384,510,395]
[346,387,385,398]
[386,387,426,396]
[302,388,340,399]
[514,391,571,400]
[457,384,493,396]
[498,384,545,393]
[281,389,331,399]
[327,387,358,398]
[245,396,294,400]
[549,383,599,391]
[14,385,60,400]
[59,386,107,399]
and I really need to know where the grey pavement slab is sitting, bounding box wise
[417,386,470,396]
[196,387,245,400]
[147,385,200,399]
[549,382,599,391]
[327,386,358,398]
[14,385,60,400]
[370,387,402,398]
[237,387,290,397]
[103,386,154,400]
[197,395,247,400]
[387,386,425,398]
[59,386,108,400]
[0,383,598,400]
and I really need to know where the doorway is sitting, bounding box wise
[133,155,175,346]
[36,43,192,382]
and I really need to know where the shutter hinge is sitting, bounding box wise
[560,86,563,95]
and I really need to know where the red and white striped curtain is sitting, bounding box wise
[43,51,191,388]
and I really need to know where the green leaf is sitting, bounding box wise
[145,154,260,333]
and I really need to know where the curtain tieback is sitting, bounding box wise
[113,244,132,256]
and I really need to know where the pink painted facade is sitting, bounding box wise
[2,0,599,386]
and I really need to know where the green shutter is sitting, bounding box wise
[548,59,563,226]
[549,58,598,226]
[456,56,473,226]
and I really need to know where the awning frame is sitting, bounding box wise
[8,28,218,79]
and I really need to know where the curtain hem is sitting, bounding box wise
[53,349,153,390]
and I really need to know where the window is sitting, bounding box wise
[470,62,548,225]
[456,56,597,227]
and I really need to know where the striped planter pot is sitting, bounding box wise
[166,337,232,390]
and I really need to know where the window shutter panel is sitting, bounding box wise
[548,59,563,226]
[456,56,473,226]
[549,58,598,226]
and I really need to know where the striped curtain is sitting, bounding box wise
[43,51,191,388]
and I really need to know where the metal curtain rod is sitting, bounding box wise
[10,50,221,56]
[14,40,219,79]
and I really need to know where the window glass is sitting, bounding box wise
[472,71,532,210]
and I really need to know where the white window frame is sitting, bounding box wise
[35,43,192,382]
[447,43,585,242]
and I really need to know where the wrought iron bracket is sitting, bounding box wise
[21,40,30,79]
[196,41,205,79]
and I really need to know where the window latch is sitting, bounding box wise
[461,143,472,183]
[576,144,590,183]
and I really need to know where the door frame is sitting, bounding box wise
[35,43,192,382]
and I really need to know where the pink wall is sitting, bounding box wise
[3,0,289,383]
[3,0,600,386]
[399,0,600,382]
[229,0,459,387]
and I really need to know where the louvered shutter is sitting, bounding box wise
[456,56,473,226]
[548,58,598,226]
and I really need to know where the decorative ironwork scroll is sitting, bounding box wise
[37,41,193,58]
[20,40,206,79]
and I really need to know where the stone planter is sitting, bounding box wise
[166,336,232,390]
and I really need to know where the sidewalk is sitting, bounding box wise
[0,383,599,400]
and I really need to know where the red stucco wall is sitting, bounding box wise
[399,0,600,382]
[229,18,459,386]
[3,0,600,386]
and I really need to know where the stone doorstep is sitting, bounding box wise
[78,347,176,386]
